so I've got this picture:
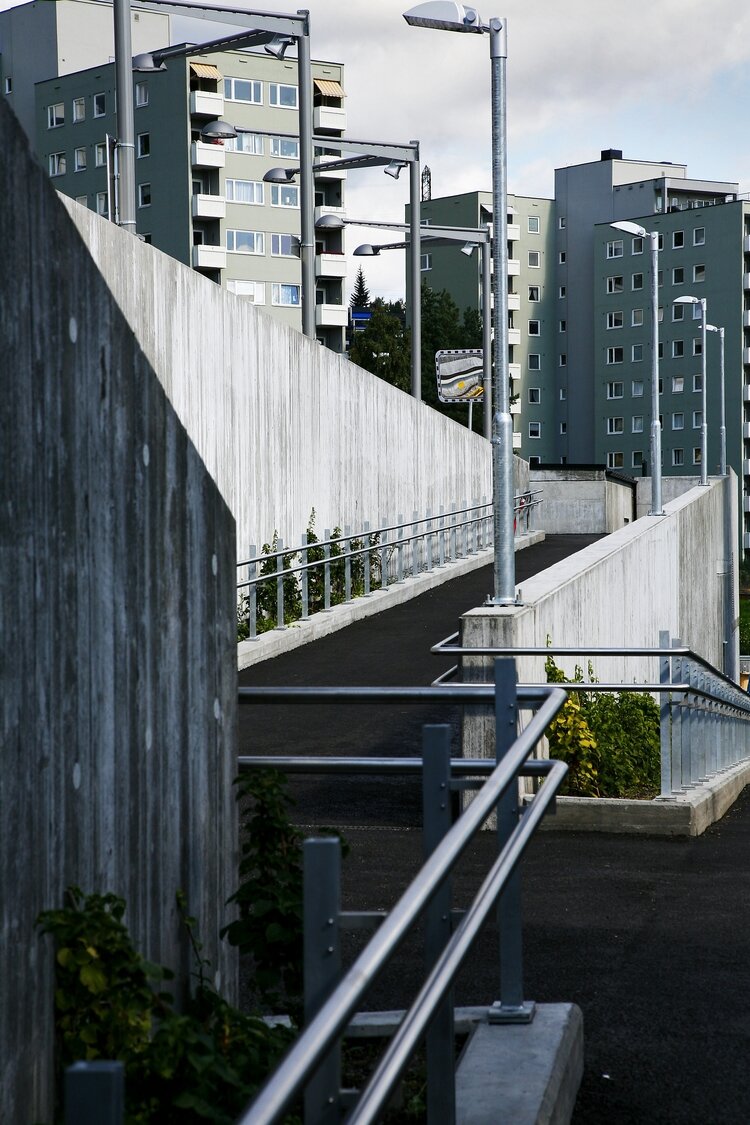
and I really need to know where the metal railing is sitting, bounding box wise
[235,662,567,1124]
[236,493,542,640]
[431,631,750,798]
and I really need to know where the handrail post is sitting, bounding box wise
[397,515,405,583]
[671,639,684,791]
[343,526,352,603]
[450,500,457,562]
[413,509,421,575]
[300,534,309,619]
[659,630,672,796]
[247,546,257,641]
[363,521,371,597]
[324,531,332,610]
[275,538,286,630]
[380,520,389,590]
[303,838,342,1125]
[422,725,456,1125]
[488,657,535,1024]
[426,509,434,572]
[438,506,446,568]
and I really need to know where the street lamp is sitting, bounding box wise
[404,1,514,606]
[674,295,708,485]
[610,220,664,515]
[706,324,726,476]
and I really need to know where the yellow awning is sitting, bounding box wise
[190,62,222,80]
[314,78,345,98]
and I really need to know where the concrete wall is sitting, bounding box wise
[530,469,635,533]
[61,197,494,562]
[635,474,705,519]
[462,481,737,746]
[1,99,237,1122]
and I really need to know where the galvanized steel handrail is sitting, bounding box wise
[236,679,568,1124]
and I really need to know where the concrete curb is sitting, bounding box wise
[527,758,750,837]
[238,531,545,670]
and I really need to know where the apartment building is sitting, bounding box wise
[1,0,349,350]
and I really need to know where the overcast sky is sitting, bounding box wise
[6,0,750,301]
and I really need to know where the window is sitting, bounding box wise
[606,239,623,258]
[226,229,265,254]
[672,448,684,467]
[672,341,684,358]
[693,264,705,283]
[672,376,684,393]
[224,77,262,104]
[657,270,664,287]
[558,217,566,229]
[632,236,643,254]
[96,191,108,217]
[632,451,644,468]
[632,273,643,290]
[693,227,705,246]
[138,183,151,207]
[693,374,703,392]
[226,132,264,155]
[632,416,643,433]
[607,347,624,364]
[528,250,540,268]
[528,285,540,301]
[672,412,684,430]
[47,102,64,128]
[632,309,644,327]
[272,283,301,306]
[226,279,266,304]
[527,215,540,233]
[226,178,263,205]
[691,303,702,320]
[607,275,624,294]
[693,411,703,428]
[528,387,541,404]
[672,304,684,321]
[137,133,150,158]
[528,319,540,336]
[271,233,298,256]
[95,142,107,167]
[632,379,644,397]
[528,422,541,438]
[528,354,541,370]
[607,311,623,329]
[693,339,702,357]
[559,285,566,298]
[559,388,567,400]
[657,234,664,250]
[74,147,86,172]
[672,267,684,285]
[607,417,624,434]
[560,422,567,435]
[135,82,148,107]
[559,320,566,332]
[270,183,299,208]
[632,344,643,362]
[607,381,624,399]
[693,447,702,464]
[559,354,567,366]
[4,77,11,94]
[558,251,566,264]
[672,230,684,249]
[48,151,66,177]
[94,93,106,117]
[269,82,297,109]
[607,452,624,469]
[420,253,432,271]
[270,135,298,158]
[72,97,85,123]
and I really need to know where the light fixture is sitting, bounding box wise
[384,160,407,179]
[132,52,166,72]
[403,1,483,32]
[609,219,647,238]
[262,166,297,183]
[460,241,476,256]
[353,244,380,256]
[200,119,237,140]
[314,214,346,231]
[264,34,295,59]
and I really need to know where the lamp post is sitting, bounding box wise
[116,0,316,338]
[674,295,708,485]
[404,1,514,606]
[349,221,492,438]
[610,220,663,514]
[706,324,726,476]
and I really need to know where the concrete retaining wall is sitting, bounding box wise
[529,468,635,533]
[1,100,237,1122]
[62,198,497,562]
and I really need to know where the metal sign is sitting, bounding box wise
[435,349,484,403]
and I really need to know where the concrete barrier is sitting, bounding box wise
[1,99,237,1122]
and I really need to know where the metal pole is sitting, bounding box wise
[296,13,316,340]
[649,231,663,514]
[487,17,515,606]
[700,298,708,486]
[481,237,492,440]
[410,146,422,399]
[719,327,727,477]
[113,0,136,234]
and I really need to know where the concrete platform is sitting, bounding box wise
[455,1004,583,1125]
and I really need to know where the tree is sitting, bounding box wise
[420,283,486,431]
[348,299,411,393]
[349,266,371,309]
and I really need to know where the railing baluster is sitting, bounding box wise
[247,546,257,641]
[659,630,672,796]
[275,538,286,630]
[438,506,446,568]
[303,839,342,1125]
[380,520,388,590]
[363,521,371,597]
[344,525,352,602]
[397,514,404,583]
[300,534,309,619]
[324,530,331,611]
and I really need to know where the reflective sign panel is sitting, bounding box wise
[435,349,484,403]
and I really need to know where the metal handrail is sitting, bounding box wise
[236,676,568,1124]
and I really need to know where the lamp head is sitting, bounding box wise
[264,34,295,59]
[200,119,237,140]
[610,220,647,238]
[315,214,346,231]
[673,295,701,305]
[263,166,297,183]
[384,160,407,180]
[132,52,167,72]
[354,244,380,257]
[460,242,477,256]
[403,2,483,31]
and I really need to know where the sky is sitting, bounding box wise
[5,0,750,301]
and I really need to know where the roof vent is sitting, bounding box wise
[601,149,623,161]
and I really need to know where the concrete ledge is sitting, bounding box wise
[455,1003,583,1125]
[238,531,544,669]
[526,759,750,837]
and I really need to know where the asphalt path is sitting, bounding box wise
[237,534,750,1122]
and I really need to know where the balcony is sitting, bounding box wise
[315,205,346,223]
[508,328,521,347]
[744,311,750,328]
[191,140,225,169]
[512,431,522,450]
[744,423,750,440]
[745,236,750,254]
[507,292,521,311]
[744,273,750,290]
[510,398,521,415]
[745,495,750,513]
[744,460,750,477]
[509,362,521,381]
[190,90,224,117]
[314,105,346,132]
[315,158,348,181]
[744,348,750,366]
[315,252,347,279]
[192,193,226,220]
[508,258,520,276]
[507,223,520,241]
[316,303,348,328]
[744,385,750,402]
[192,245,226,270]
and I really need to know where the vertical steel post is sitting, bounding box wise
[247,546,257,640]
[380,522,388,589]
[363,520,371,596]
[296,15,316,339]
[659,630,672,796]
[481,237,492,441]
[303,838,342,1124]
[397,515,405,582]
[343,526,352,602]
[113,0,136,234]
[671,638,684,791]
[422,725,456,1125]
[323,532,331,610]
[410,148,422,399]
[700,299,708,485]
[648,231,664,514]
[275,537,286,628]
